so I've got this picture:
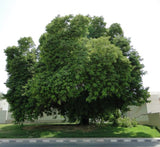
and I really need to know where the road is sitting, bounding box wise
[0,138,160,147]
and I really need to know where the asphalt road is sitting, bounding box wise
[0,138,160,147]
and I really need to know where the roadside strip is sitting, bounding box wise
[0,138,160,144]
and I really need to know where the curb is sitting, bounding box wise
[1,138,160,144]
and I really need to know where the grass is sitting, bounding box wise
[0,123,160,138]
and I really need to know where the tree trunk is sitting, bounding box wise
[80,117,89,125]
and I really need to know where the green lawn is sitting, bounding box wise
[0,124,160,138]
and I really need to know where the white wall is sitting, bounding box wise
[126,92,160,125]
[0,111,7,123]
[126,104,149,124]
[148,113,160,129]
[147,93,160,113]
[0,99,9,111]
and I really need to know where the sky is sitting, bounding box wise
[0,0,160,94]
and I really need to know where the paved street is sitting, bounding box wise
[0,138,160,147]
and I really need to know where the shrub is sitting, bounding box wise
[117,117,137,127]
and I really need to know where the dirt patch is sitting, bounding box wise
[23,124,96,132]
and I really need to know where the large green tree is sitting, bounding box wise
[24,15,149,125]
[5,15,150,125]
[4,37,36,123]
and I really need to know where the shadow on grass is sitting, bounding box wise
[0,124,159,138]
[95,126,153,138]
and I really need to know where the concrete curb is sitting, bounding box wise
[1,138,160,144]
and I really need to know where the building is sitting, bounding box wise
[126,92,160,129]
[0,99,9,111]
[0,99,10,123]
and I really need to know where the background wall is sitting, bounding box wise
[126,104,149,124]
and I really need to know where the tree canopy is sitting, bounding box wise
[5,15,150,125]
[4,37,36,123]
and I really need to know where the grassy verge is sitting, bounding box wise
[0,124,160,138]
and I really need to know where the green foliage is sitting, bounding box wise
[5,14,150,125]
[117,117,137,127]
[112,36,130,56]
[4,37,36,123]
[108,110,137,127]
[109,23,124,41]
[88,16,107,38]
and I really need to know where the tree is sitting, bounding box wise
[108,23,124,41]
[25,15,150,125]
[25,15,91,123]
[109,23,150,112]
[5,15,150,125]
[87,16,107,38]
[4,37,36,123]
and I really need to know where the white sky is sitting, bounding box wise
[0,0,160,94]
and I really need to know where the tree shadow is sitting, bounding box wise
[0,124,159,139]
[106,126,153,138]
